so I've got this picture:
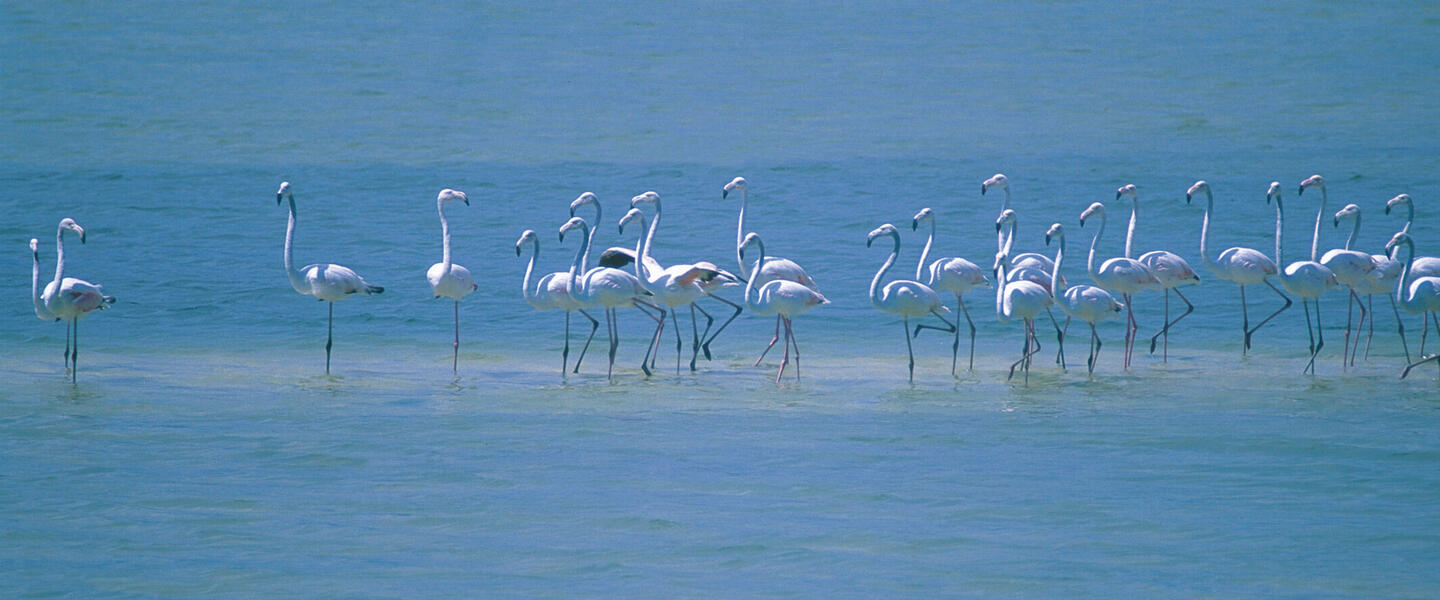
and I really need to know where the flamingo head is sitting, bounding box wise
[514,230,537,256]
[1045,222,1064,246]
[618,207,645,235]
[59,218,85,243]
[1385,193,1411,215]
[1384,231,1412,255]
[1116,183,1138,201]
[722,177,747,199]
[995,208,1017,233]
[568,192,598,217]
[1079,202,1105,227]
[558,216,588,242]
[912,207,934,231]
[29,238,38,257]
[738,232,763,263]
[1266,181,1282,205]
[1185,180,1209,204]
[438,188,469,206]
[866,224,899,248]
[981,173,1008,195]
[1333,203,1360,227]
[1299,174,1324,196]
[276,181,291,205]
[630,190,659,209]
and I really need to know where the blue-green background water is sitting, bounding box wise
[4,2,1440,597]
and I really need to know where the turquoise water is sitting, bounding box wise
[4,2,1440,597]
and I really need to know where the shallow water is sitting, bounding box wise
[4,1,1440,598]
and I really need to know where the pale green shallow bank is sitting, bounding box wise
[4,1,1440,598]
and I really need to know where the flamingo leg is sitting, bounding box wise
[635,302,665,377]
[776,316,794,383]
[958,296,976,373]
[1247,280,1292,351]
[754,316,782,367]
[1302,300,1316,374]
[1388,295,1409,363]
[699,294,743,360]
[1341,290,1355,369]
[1400,352,1440,379]
[1239,285,1250,354]
[1122,293,1137,370]
[71,319,79,384]
[64,320,72,373]
[671,308,683,373]
[1362,294,1375,361]
[688,303,703,371]
[1007,320,1029,381]
[903,316,916,383]
[562,311,572,374]
[1420,314,1430,357]
[605,307,617,382]
[1314,299,1327,374]
[571,309,600,374]
[1088,323,1101,375]
[789,317,801,382]
[325,302,334,375]
[1148,288,1195,360]
[1351,290,1368,367]
[1048,308,1065,368]
[452,300,460,374]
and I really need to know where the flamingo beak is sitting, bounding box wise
[1185,193,1192,205]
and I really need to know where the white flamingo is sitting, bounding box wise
[994,208,1066,368]
[619,205,726,374]
[1045,223,1123,375]
[1079,201,1158,369]
[275,182,383,375]
[1116,184,1200,361]
[32,220,114,383]
[1188,180,1291,354]
[1385,232,1440,378]
[994,235,1052,384]
[628,191,744,370]
[559,216,664,381]
[515,229,600,374]
[1385,193,1440,356]
[1297,177,1372,364]
[738,233,828,383]
[724,177,818,364]
[1272,180,1338,374]
[1326,202,1398,365]
[867,223,955,382]
[984,175,1058,276]
[426,189,477,373]
[910,207,989,373]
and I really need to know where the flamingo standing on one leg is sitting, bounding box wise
[738,233,828,383]
[1113,184,1200,362]
[426,189,477,373]
[275,182,384,375]
[515,229,600,375]
[1044,223,1123,375]
[1272,181,1338,374]
[559,216,665,381]
[32,220,115,383]
[910,208,989,373]
[1078,201,1158,370]
[724,177,818,365]
[1188,180,1291,355]
[867,223,956,382]
[1384,232,1440,379]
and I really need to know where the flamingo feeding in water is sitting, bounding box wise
[275,182,384,375]
[32,219,115,383]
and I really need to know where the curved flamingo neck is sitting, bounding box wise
[870,231,899,308]
[1200,188,1219,271]
[995,261,1007,318]
[1124,197,1138,259]
[438,197,453,271]
[631,212,653,282]
[520,237,541,308]
[1402,201,1414,234]
[917,218,935,282]
[1343,211,1361,251]
[1087,213,1105,281]
[52,224,68,292]
[1050,234,1067,299]
[643,199,661,261]
[1309,187,1327,262]
[282,196,307,294]
[567,220,592,295]
[735,187,749,275]
[996,187,1012,252]
[1396,238,1415,307]
[581,201,601,274]
[1273,194,1285,265]
[743,238,767,310]
[32,243,52,320]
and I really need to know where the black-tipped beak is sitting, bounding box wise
[514,245,521,256]
[1045,234,1052,246]
[1297,185,1305,196]
[911,219,919,231]
[463,197,470,206]
[80,232,86,244]
[276,193,282,205]
[1385,205,1392,215]
[1333,217,1339,227]
[722,189,730,199]
[1185,193,1192,205]
[1115,190,1122,200]
[981,184,989,195]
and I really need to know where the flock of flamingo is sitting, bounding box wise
[25,174,1440,384]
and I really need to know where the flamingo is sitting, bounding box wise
[1386,193,1440,356]
[275,182,383,375]
[426,189,477,373]
[910,208,989,373]
[1313,177,1376,366]
[1079,201,1158,369]
[32,220,114,383]
[1272,180,1338,374]
[514,229,600,374]
[723,177,818,364]
[867,223,956,382]
[1188,180,1291,354]
[618,205,727,374]
[984,174,1058,277]
[1044,223,1123,375]
[994,233,1052,384]
[628,191,744,370]
[1326,202,1397,365]
[1114,184,1200,361]
[559,216,664,381]
[737,233,829,383]
[994,208,1066,368]
[1385,232,1440,378]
